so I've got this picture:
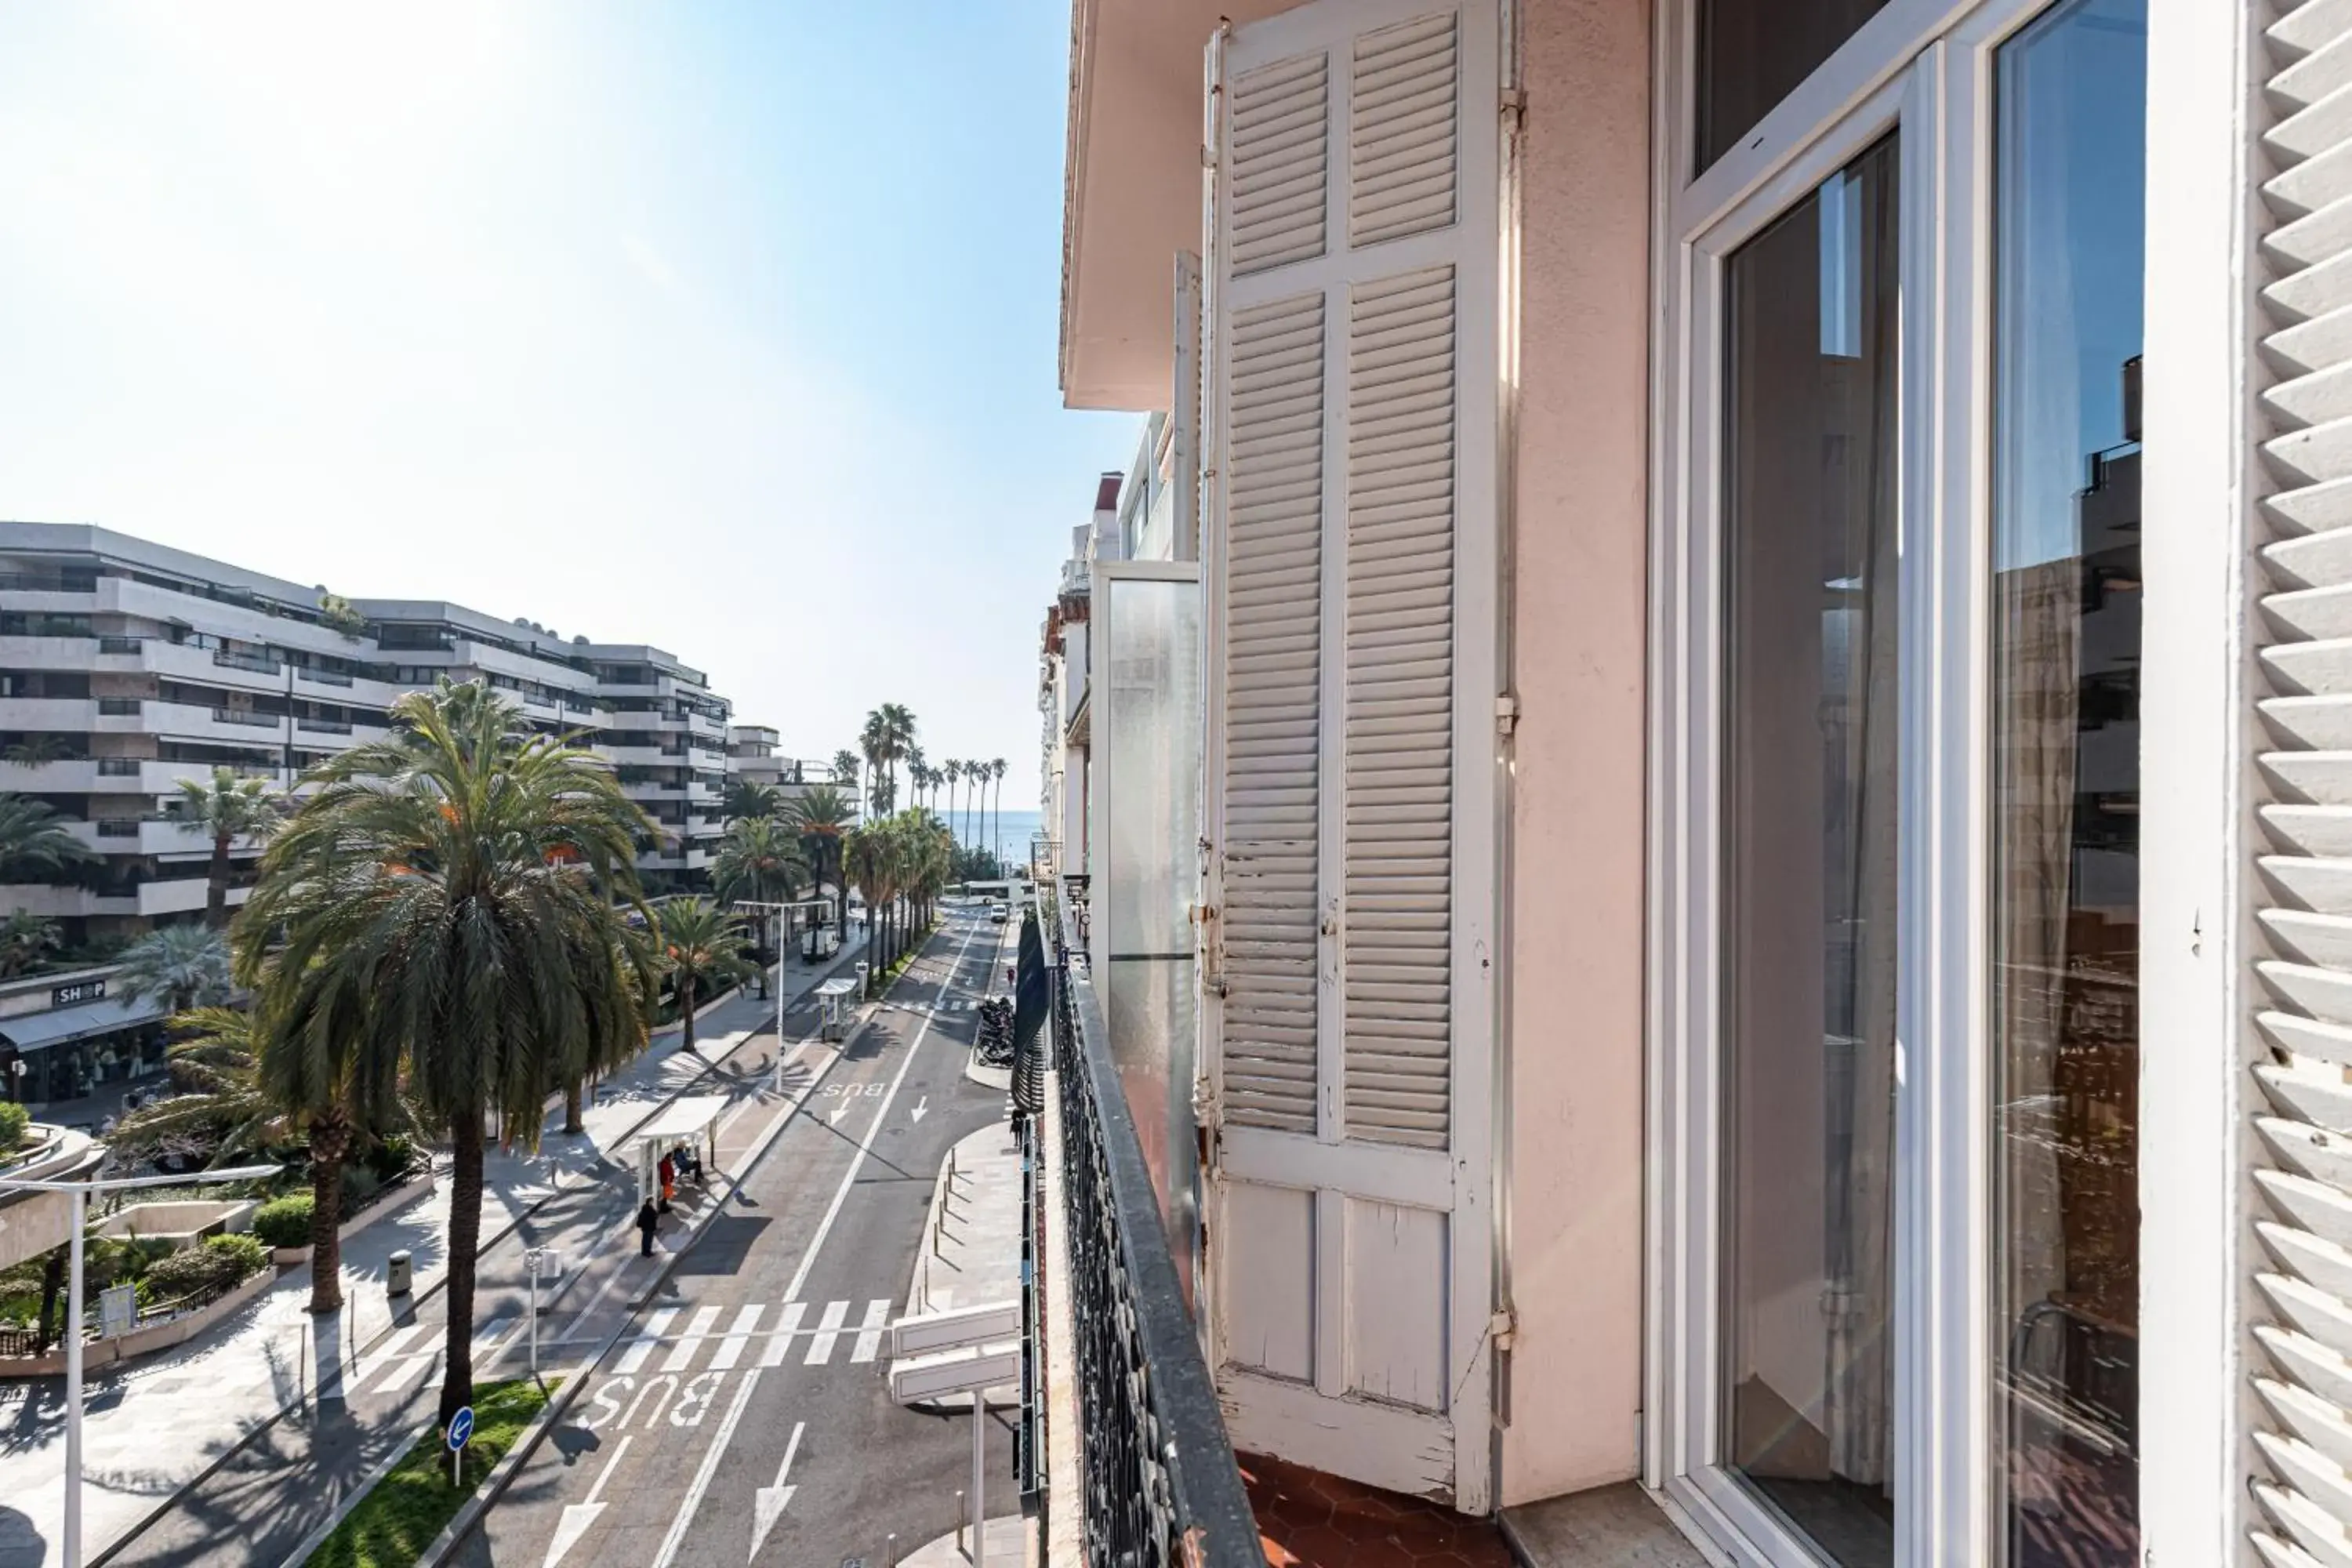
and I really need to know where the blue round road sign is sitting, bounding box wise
[446,1406,475,1451]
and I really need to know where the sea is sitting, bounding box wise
[946,805,1042,866]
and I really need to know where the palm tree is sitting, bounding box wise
[234,678,657,1427]
[0,794,94,882]
[844,825,901,993]
[174,767,280,929]
[710,815,807,1007]
[115,924,233,1014]
[0,912,60,978]
[898,811,953,939]
[880,705,916,815]
[829,749,861,803]
[859,715,891,819]
[721,778,781,822]
[784,784,858,934]
[4,735,74,765]
[989,758,1009,871]
[657,898,754,1054]
[942,760,962,851]
[107,1007,278,1167]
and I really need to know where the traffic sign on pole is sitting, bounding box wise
[447,1404,475,1488]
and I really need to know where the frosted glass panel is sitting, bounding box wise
[1094,571,1203,1285]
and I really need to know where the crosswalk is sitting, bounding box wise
[339,1295,896,1396]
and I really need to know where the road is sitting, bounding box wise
[85,949,866,1568]
[462,906,1013,1568]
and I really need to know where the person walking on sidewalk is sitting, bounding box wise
[637,1197,660,1258]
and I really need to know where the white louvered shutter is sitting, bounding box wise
[2251,3,2352,1561]
[1199,0,1497,1510]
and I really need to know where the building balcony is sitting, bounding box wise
[1031,889,1262,1568]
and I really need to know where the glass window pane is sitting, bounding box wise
[1697,0,1895,174]
[1721,136,1899,1568]
[1989,4,2145,1565]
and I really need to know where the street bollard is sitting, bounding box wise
[956,1489,967,1550]
[886,1533,898,1568]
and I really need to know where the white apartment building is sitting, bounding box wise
[725,724,851,806]
[0,522,757,938]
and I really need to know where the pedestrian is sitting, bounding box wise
[636,1197,659,1258]
[658,1152,676,1211]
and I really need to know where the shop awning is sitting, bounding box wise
[0,996,168,1054]
[626,1094,730,1147]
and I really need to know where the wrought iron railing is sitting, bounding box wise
[1046,917,1261,1568]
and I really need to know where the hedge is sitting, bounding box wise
[252,1192,314,1249]
[0,1101,28,1155]
[143,1233,268,1301]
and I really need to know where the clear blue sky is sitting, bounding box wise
[0,2,1142,800]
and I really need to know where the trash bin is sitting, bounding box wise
[387,1250,412,1296]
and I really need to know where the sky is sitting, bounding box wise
[0,2,1142,803]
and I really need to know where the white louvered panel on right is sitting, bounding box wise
[1349,13,1458,247]
[1343,265,1456,1149]
[1232,53,1330,276]
[1221,290,1328,1136]
[2250,2,2352,1563]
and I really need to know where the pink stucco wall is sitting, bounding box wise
[1501,0,1651,1508]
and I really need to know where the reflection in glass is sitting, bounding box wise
[1721,137,1898,1567]
[1697,0,1895,173]
[1990,4,2145,1566]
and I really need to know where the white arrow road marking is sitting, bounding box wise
[909,1094,928,1123]
[748,1420,807,1562]
[544,1433,632,1567]
[648,919,982,1562]
[650,1370,760,1568]
[829,1100,853,1126]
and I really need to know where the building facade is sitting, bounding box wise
[0,522,769,938]
[1037,0,2335,1564]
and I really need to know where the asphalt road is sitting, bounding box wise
[463,907,1012,1568]
[89,970,854,1568]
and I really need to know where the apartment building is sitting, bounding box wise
[1033,0,2340,1565]
[0,522,751,936]
[725,724,850,807]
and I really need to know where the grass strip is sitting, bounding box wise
[303,1376,556,1568]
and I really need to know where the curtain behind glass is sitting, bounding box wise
[1721,136,1900,1568]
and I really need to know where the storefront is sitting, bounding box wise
[0,974,168,1109]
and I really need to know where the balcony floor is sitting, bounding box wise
[1242,1451,1512,1568]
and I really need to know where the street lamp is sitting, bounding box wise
[729,901,795,1081]
[0,1162,279,1568]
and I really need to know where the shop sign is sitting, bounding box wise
[49,980,104,1007]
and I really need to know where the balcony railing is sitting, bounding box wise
[97,636,144,655]
[211,708,280,728]
[298,718,354,734]
[297,666,355,687]
[212,649,281,675]
[96,698,141,716]
[1043,900,1261,1568]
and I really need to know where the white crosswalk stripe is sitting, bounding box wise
[804,1300,848,1366]
[616,1308,678,1375]
[662,1305,723,1372]
[711,1304,762,1371]
[760,1302,808,1368]
[849,1300,890,1363]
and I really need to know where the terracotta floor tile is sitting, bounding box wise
[1239,1451,1513,1568]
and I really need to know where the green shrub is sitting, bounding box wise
[0,1099,28,1154]
[251,1192,314,1249]
[365,1134,415,1181]
[141,1233,267,1302]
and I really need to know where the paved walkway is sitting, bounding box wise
[898,1120,1023,1410]
[0,938,868,1568]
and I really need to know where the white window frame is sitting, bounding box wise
[1643,0,2187,1563]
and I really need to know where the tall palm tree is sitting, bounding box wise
[859,715,889,821]
[989,758,1009,871]
[115,924,233,1014]
[234,679,657,1427]
[0,793,94,882]
[107,1007,278,1166]
[942,760,962,851]
[899,811,953,938]
[880,706,916,812]
[657,897,753,1054]
[782,784,858,935]
[829,749,861,803]
[721,778,781,822]
[175,767,280,929]
[710,815,807,1007]
[843,824,901,993]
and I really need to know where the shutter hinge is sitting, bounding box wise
[1489,1308,1517,1352]
[1494,693,1519,736]
[1501,88,1526,133]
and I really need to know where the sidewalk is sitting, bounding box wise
[0,938,869,1568]
[896,1120,1024,1410]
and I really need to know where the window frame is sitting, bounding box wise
[1643,0,2164,1563]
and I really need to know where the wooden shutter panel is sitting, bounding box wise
[1201,0,1497,1509]
[2250,2,2352,1560]
[1222,289,1328,1136]
[1343,263,1457,1148]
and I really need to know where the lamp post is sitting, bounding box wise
[0,1163,279,1568]
[729,901,795,1081]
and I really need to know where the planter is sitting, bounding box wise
[0,1265,274,1377]
[270,1167,435,1268]
[93,1199,257,1250]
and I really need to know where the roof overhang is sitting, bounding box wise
[1059,0,1303,411]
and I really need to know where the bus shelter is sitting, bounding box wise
[626,1094,728,1205]
[814,977,858,1042]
